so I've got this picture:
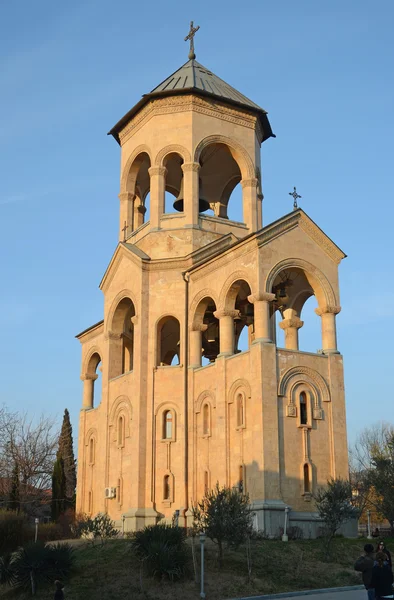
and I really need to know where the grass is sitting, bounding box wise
[0,536,379,600]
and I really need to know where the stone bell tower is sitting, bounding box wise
[76,27,352,537]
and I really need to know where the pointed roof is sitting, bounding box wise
[109,59,274,144]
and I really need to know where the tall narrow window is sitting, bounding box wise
[204,471,209,494]
[300,392,308,425]
[118,415,124,446]
[239,465,244,493]
[163,475,170,500]
[163,411,173,440]
[88,491,93,514]
[89,438,95,464]
[237,393,245,427]
[203,403,210,435]
[303,463,310,493]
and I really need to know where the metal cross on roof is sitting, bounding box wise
[185,21,200,60]
[289,187,302,210]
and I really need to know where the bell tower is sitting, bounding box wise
[109,40,274,259]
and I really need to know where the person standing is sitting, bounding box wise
[371,551,394,600]
[355,543,376,600]
[54,580,64,600]
[376,541,392,569]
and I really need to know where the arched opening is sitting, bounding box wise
[236,392,245,427]
[157,316,181,366]
[226,182,243,222]
[303,463,310,494]
[299,296,320,353]
[124,152,151,229]
[163,410,174,440]
[271,267,320,352]
[89,437,95,465]
[163,153,184,214]
[117,415,124,446]
[203,403,210,435]
[163,475,170,500]
[193,297,219,366]
[300,392,308,425]
[109,298,136,378]
[232,280,253,353]
[85,353,102,408]
[199,143,242,220]
[88,490,93,514]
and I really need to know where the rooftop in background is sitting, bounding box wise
[109,59,275,144]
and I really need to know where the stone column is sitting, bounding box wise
[189,324,207,367]
[80,373,98,409]
[134,195,146,229]
[315,305,341,353]
[118,192,135,241]
[257,192,263,230]
[248,292,275,343]
[213,310,239,356]
[182,162,200,226]
[279,317,304,350]
[241,178,258,232]
[148,166,167,229]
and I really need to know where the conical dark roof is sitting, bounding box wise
[109,59,274,144]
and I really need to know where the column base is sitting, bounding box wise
[321,349,340,355]
[252,337,273,345]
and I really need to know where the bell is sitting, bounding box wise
[173,178,210,213]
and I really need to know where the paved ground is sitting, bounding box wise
[233,586,366,600]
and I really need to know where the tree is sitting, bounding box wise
[9,463,20,513]
[51,454,66,522]
[58,409,76,507]
[314,478,358,557]
[192,482,253,567]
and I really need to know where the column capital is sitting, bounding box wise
[190,323,208,332]
[213,309,240,320]
[279,317,304,331]
[315,305,341,317]
[118,191,135,202]
[248,292,275,304]
[181,162,200,173]
[241,177,259,189]
[148,166,167,177]
[80,373,98,382]
[105,330,122,341]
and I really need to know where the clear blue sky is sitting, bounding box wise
[1,0,393,448]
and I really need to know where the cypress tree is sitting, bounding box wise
[9,462,20,513]
[58,408,76,507]
[51,453,66,521]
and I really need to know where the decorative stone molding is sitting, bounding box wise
[313,407,323,420]
[189,288,219,324]
[148,166,167,177]
[240,178,259,189]
[118,192,135,202]
[213,309,240,320]
[227,378,251,404]
[278,366,331,404]
[181,162,200,173]
[315,305,341,316]
[190,323,208,332]
[155,144,191,166]
[193,134,255,179]
[195,390,216,412]
[247,292,275,304]
[80,373,98,382]
[130,315,138,325]
[120,144,153,192]
[299,213,345,265]
[219,270,255,310]
[286,404,297,417]
[279,317,304,331]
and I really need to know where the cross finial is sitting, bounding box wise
[185,21,200,60]
[121,221,129,242]
[289,186,302,210]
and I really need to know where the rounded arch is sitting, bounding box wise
[83,348,102,376]
[154,401,180,417]
[227,378,252,404]
[265,258,337,308]
[190,288,219,327]
[156,314,181,366]
[195,390,216,413]
[278,366,330,404]
[109,395,133,426]
[120,145,153,193]
[194,135,255,180]
[219,271,255,311]
[107,290,138,333]
[85,427,98,446]
[155,144,191,167]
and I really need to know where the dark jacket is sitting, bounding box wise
[371,563,393,598]
[54,589,64,600]
[355,554,375,589]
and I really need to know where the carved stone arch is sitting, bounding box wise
[219,270,255,311]
[154,401,180,417]
[189,288,219,329]
[194,134,255,180]
[106,289,138,334]
[278,366,330,418]
[109,395,133,440]
[227,378,252,404]
[154,144,191,167]
[265,258,337,308]
[195,390,216,413]
[120,144,153,193]
[85,427,98,446]
[83,347,102,376]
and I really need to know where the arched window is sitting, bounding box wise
[117,415,124,446]
[231,280,254,354]
[193,296,219,366]
[157,316,181,366]
[109,298,136,379]
[88,490,93,514]
[203,403,210,435]
[163,152,184,214]
[123,151,151,232]
[237,392,245,428]
[303,463,310,494]
[239,465,244,493]
[163,475,170,500]
[300,392,308,425]
[117,477,122,506]
[204,471,209,494]
[85,353,102,409]
[89,438,95,465]
[163,410,174,440]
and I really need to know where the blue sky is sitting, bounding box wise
[0,0,393,448]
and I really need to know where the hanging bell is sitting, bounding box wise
[173,178,210,213]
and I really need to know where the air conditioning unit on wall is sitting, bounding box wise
[104,487,116,499]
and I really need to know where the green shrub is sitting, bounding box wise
[130,524,188,580]
[131,523,186,557]
[70,512,90,538]
[72,512,118,541]
[0,510,26,554]
[46,542,75,579]
[37,523,63,542]
[0,553,17,586]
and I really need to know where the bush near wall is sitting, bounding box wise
[0,510,27,555]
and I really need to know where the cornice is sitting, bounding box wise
[100,243,149,292]
[118,95,259,145]
[76,321,104,343]
[298,213,345,265]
